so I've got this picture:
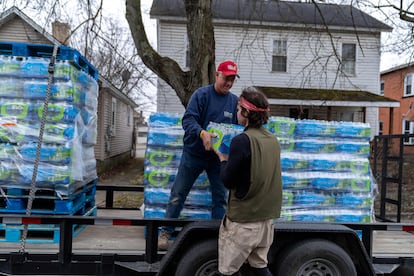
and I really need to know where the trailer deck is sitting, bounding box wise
[0,209,413,258]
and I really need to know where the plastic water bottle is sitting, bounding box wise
[18,162,71,185]
[180,207,211,219]
[207,122,243,154]
[148,112,182,127]
[294,191,334,207]
[16,142,72,164]
[146,126,184,147]
[185,189,212,207]
[265,116,296,137]
[23,80,80,104]
[334,121,370,141]
[144,166,177,188]
[144,187,171,205]
[335,193,372,209]
[144,206,166,219]
[0,99,33,120]
[294,138,335,154]
[0,78,23,98]
[281,172,310,189]
[20,57,49,78]
[281,152,309,171]
[334,140,370,157]
[33,102,80,123]
[145,147,182,168]
[294,119,336,138]
[0,56,21,76]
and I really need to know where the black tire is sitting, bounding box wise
[174,239,219,276]
[273,239,356,276]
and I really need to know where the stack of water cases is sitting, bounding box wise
[144,113,375,226]
[0,42,99,243]
[143,112,213,220]
[266,117,374,223]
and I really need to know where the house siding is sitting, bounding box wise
[213,26,381,93]
[94,90,106,161]
[0,17,50,44]
[156,21,382,136]
[157,23,187,113]
[99,89,134,159]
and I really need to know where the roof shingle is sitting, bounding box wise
[150,0,392,31]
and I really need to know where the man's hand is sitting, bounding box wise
[200,130,216,151]
[213,148,228,162]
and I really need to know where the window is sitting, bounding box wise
[339,111,354,122]
[289,107,308,119]
[402,119,414,145]
[380,80,384,95]
[341,43,356,76]
[111,98,117,135]
[127,106,131,127]
[272,40,287,72]
[184,35,190,68]
[378,121,383,136]
[404,73,413,96]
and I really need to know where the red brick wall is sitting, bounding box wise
[380,65,414,155]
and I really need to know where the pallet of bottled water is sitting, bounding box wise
[143,112,212,220]
[0,42,98,208]
[143,112,376,224]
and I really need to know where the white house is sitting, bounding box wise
[150,0,399,138]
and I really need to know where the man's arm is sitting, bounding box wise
[219,134,250,198]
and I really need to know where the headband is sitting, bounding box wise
[239,97,270,112]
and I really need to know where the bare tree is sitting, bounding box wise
[349,0,414,63]
[0,0,156,112]
[126,0,216,108]
[394,0,414,22]
[84,18,155,110]
[4,0,414,108]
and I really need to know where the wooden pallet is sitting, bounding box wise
[0,206,97,243]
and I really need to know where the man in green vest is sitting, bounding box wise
[214,86,282,276]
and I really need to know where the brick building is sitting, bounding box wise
[380,63,414,155]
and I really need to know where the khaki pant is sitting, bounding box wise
[218,217,274,275]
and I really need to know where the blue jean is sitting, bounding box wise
[164,150,227,229]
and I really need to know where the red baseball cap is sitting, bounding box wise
[217,60,240,78]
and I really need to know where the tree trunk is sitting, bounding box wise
[185,0,216,91]
[126,0,216,108]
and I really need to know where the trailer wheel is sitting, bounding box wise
[174,239,218,276]
[273,239,356,276]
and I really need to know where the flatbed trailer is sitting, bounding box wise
[0,187,413,276]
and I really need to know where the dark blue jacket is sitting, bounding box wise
[182,84,238,158]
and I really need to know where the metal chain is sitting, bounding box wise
[19,44,59,253]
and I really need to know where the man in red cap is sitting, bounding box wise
[158,60,240,250]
